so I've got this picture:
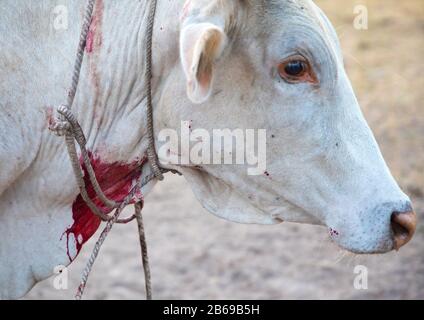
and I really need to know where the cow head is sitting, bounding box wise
[157,0,416,253]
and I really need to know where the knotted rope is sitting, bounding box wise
[50,0,164,300]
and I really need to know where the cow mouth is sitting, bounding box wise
[329,232,395,255]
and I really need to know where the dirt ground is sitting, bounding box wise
[26,0,424,299]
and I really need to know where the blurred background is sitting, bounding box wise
[27,0,424,299]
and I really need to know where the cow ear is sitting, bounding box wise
[180,22,226,104]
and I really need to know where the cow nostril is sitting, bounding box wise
[391,210,417,251]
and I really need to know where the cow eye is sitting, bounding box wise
[278,56,318,84]
[285,61,306,76]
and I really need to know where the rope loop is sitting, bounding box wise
[49,105,71,137]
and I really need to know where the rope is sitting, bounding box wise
[67,0,95,108]
[75,173,156,300]
[135,202,153,300]
[49,0,165,300]
[145,0,164,181]
[75,206,126,300]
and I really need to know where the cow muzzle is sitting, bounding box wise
[391,210,417,250]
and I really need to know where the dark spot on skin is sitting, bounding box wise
[213,89,223,96]
[329,228,340,237]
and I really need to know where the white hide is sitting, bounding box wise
[0,0,412,299]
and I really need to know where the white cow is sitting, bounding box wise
[0,0,417,299]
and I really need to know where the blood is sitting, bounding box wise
[86,29,95,54]
[62,151,146,262]
[329,228,340,237]
[86,0,104,54]
[180,0,192,21]
[45,106,55,129]
[86,0,104,114]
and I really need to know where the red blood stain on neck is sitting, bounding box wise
[180,0,192,22]
[44,106,55,129]
[63,151,146,261]
[86,0,104,118]
[86,0,104,54]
